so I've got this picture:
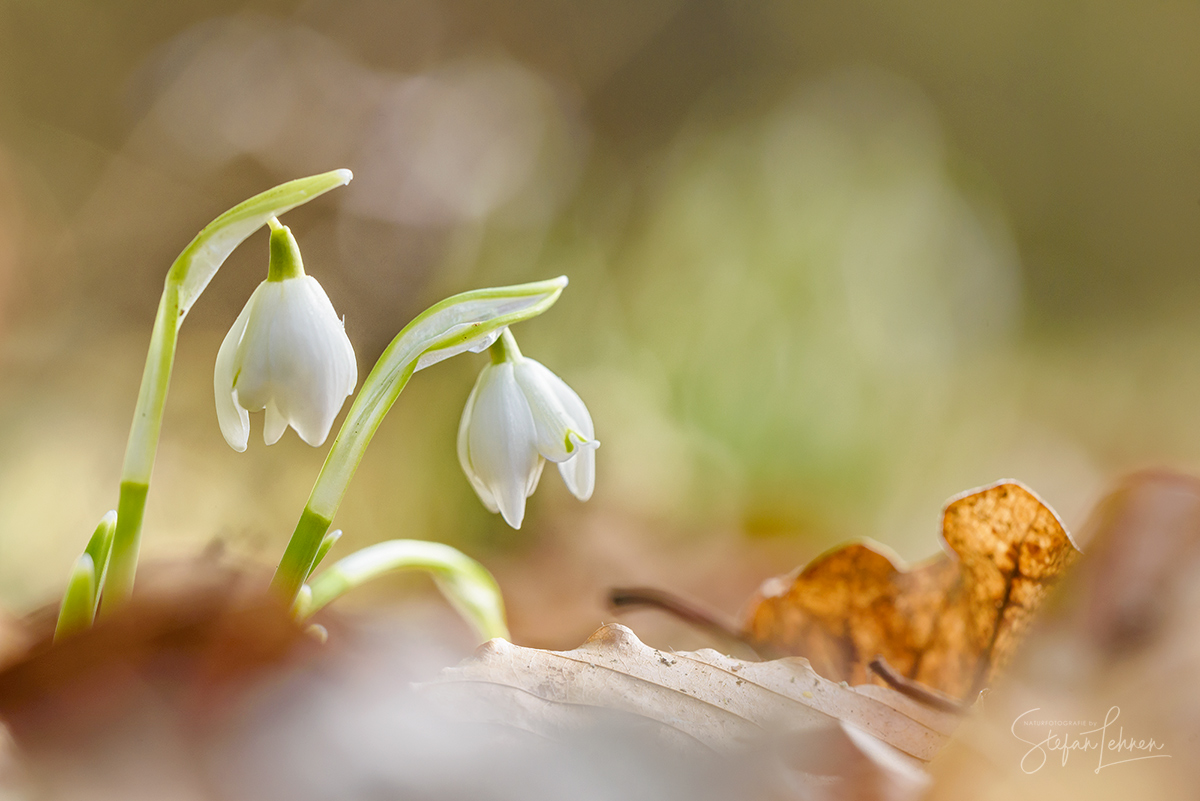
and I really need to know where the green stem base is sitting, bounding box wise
[271,507,333,602]
[99,481,148,617]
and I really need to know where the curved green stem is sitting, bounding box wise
[100,169,353,616]
[303,539,509,642]
[270,276,568,602]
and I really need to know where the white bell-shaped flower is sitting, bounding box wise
[457,329,597,529]
[214,221,357,452]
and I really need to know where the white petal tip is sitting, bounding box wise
[496,506,525,532]
[335,168,353,184]
[558,448,595,502]
[297,431,331,448]
[496,488,528,530]
[263,403,289,446]
[568,432,599,454]
[220,422,250,452]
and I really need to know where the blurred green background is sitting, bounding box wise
[0,0,1197,647]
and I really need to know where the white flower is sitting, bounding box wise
[214,223,357,452]
[458,334,597,529]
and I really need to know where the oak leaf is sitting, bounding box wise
[743,480,1081,700]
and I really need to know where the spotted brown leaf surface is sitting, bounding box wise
[743,480,1081,700]
[928,471,1200,800]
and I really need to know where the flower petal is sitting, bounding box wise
[466,362,539,529]
[457,369,499,513]
[235,277,357,447]
[214,297,254,452]
[513,358,597,462]
[281,279,357,446]
[527,455,546,496]
[232,282,283,413]
[263,399,288,446]
[557,432,597,501]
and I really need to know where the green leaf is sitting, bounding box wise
[54,554,97,641]
[168,169,352,315]
[83,510,117,614]
[308,529,343,580]
[304,539,510,642]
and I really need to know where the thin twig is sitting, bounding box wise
[607,587,759,656]
[867,655,968,715]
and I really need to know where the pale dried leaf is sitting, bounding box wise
[428,622,958,764]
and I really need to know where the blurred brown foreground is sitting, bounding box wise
[0,471,1193,800]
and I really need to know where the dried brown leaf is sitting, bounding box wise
[928,470,1200,800]
[0,561,312,750]
[743,480,1081,699]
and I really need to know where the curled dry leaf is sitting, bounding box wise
[743,480,1081,700]
[928,471,1200,800]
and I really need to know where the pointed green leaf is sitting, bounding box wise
[304,539,509,642]
[54,554,97,641]
[83,510,117,613]
[308,529,343,580]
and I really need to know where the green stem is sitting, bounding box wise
[100,169,353,616]
[270,277,569,602]
[102,481,147,611]
[274,507,333,605]
[266,221,306,282]
[489,327,522,364]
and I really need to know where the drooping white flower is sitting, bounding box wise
[457,329,597,529]
[214,221,357,452]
